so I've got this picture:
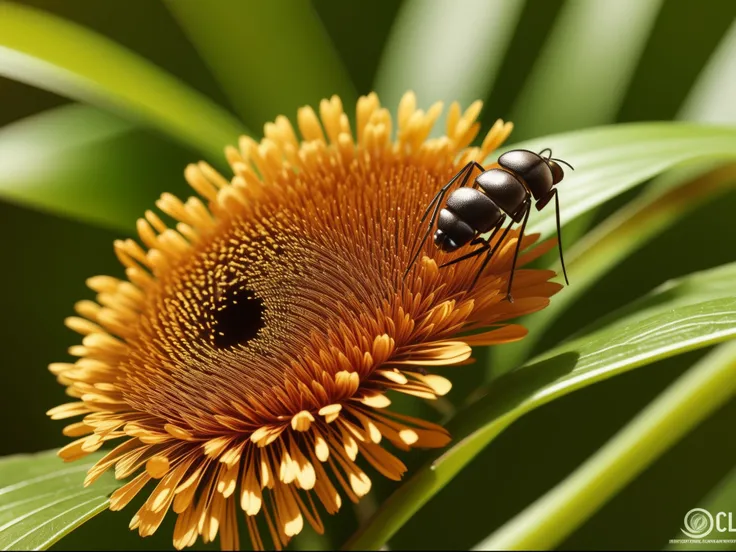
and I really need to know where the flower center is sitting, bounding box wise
[118,162,458,421]
[212,284,265,349]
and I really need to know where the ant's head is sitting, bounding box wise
[548,159,565,185]
[433,229,460,253]
[538,148,574,186]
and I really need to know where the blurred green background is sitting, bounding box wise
[1,0,735,549]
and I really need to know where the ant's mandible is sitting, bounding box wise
[403,148,573,302]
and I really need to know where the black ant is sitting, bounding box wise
[404,148,573,302]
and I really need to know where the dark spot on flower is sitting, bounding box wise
[212,284,265,349]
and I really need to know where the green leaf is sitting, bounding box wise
[165,0,357,130]
[0,105,131,229]
[508,0,663,139]
[491,162,736,375]
[0,450,114,551]
[373,0,525,130]
[678,19,736,124]
[502,0,657,272]
[0,2,247,163]
[571,261,736,338]
[492,122,736,240]
[0,104,200,233]
[343,263,736,550]
[475,340,736,550]
[617,1,736,124]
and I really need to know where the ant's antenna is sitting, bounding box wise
[552,157,575,171]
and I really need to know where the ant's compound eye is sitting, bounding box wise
[548,160,564,185]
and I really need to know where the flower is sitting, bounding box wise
[48,91,561,550]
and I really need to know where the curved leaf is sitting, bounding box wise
[476,340,736,550]
[491,122,736,239]
[508,0,663,139]
[678,19,736,124]
[373,0,525,130]
[344,263,736,550]
[0,2,246,162]
[0,104,199,232]
[491,162,736,375]
[0,450,113,551]
[165,0,357,129]
[504,0,661,251]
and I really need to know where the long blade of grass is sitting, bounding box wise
[503,0,661,270]
[0,2,246,162]
[165,0,357,129]
[373,0,525,130]
[678,19,736,124]
[475,340,736,550]
[508,0,663,140]
[0,104,199,232]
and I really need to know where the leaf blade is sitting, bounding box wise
[475,340,736,550]
[165,0,357,128]
[678,19,736,124]
[0,450,114,551]
[509,0,663,139]
[0,104,200,232]
[492,122,736,239]
[0,2,247,162]
[373,0,525,129]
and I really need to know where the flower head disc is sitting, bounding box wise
[49,92,561,550]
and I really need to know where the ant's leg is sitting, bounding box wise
[552,188,570,285]
[470,161,487,188]
[467,218,516,290]
[439,242,489,268]
[474,213,508,248]
[404,162,476,278]
[417,162,474,224]
[505,200,532,302]
[468,249,497,291]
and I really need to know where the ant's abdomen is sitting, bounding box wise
[445,187,503,233]
[475,168,528,221]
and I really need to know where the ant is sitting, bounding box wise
[404,148,573,302]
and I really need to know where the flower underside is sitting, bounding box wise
[49,92,561,550]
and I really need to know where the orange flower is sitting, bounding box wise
[48,92,561,550]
